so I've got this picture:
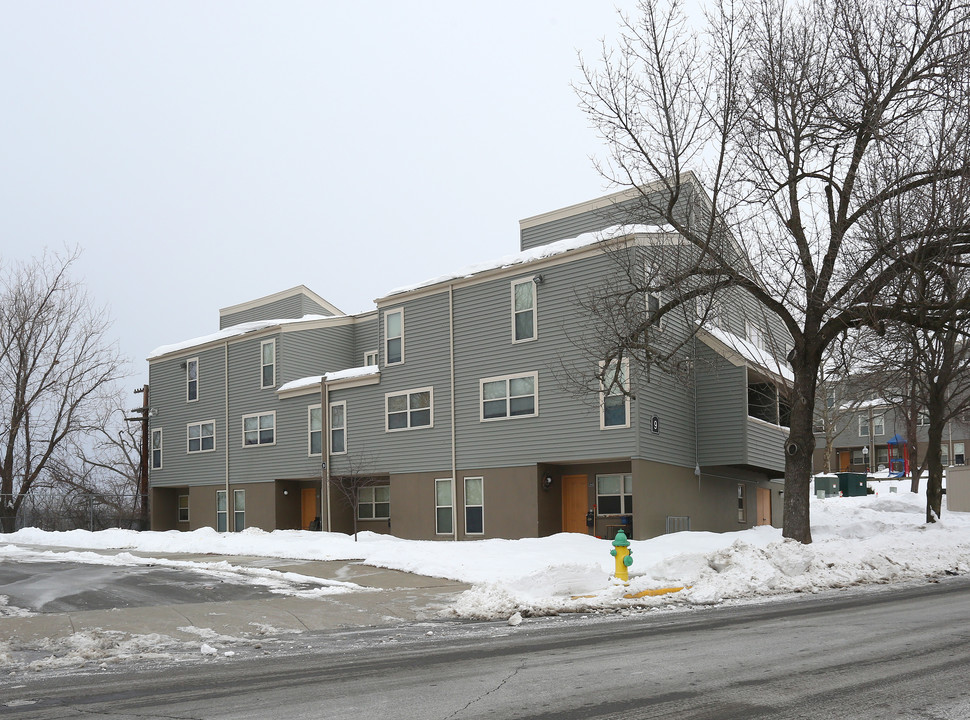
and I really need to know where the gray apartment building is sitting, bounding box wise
[147,184,790,541]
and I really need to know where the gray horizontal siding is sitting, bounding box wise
[745,418,787,473]
[353,315,379,367]
[281,325,356,381]
[695,345,747,467]
[220,293,334,329]
[148,345,227,488]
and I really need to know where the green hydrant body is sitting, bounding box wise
[609,529,633,582]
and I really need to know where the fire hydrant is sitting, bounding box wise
[610,529,633,583]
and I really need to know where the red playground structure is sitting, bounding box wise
[887,434,910,477]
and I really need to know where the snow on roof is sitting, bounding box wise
[276,365,380,394]
[705,325,794,382]
[383,223,671,298]
[147,315,331,359]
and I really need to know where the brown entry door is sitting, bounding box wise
[839,451,850,471]
[756,487,771,526]
[302,487,318,530]
[562,475,589,533]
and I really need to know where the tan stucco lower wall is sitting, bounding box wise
[632,460,781,538]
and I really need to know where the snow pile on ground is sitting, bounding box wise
[4,481,969,622]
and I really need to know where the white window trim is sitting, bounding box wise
[186,420,216,454]
[216,490,228,532]
[364,350,379,366]
[647,292,665,330]
[595,473,633,517]
[384,308,405,366]
[241,411,276,447]
[435,477,455,536]
[261,339,276,389]
[308,404,322,457]
[873,415,885,436]
[858,416,870,437]
[599,359,631,430]
[233,489,245,532]
[745,320,762,349]
[511,278,537,344]
[737,483,746,523]
[358,485,390,521]
[151,428,163,470]
[464,476,484,536]
[329,400,347,455]
[385,387,434,432]
[177,494,189,523]
[186,357,199,403]
[479,372,539,422]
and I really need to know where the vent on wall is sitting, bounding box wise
[666,516,691,534]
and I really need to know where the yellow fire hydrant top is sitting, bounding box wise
[609,528,633,583]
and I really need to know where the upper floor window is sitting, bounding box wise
[186,358,199,402]
[873,415,885,436]
[365,350,378,366]
[917,410,929,426]
[330,401,347,454]
[386,388,432,431]
[600,359,630,429]
[646,293,664,329]
[151,429,163,470]
[187,421,215,453]
[511,279,536,342]
[745,321,764,350]
[261,340,276,388]
[243,411,275,446]
[481,372,537,420]
[384,309,404,365]
[858,415,869,437]
[308,405,322,456]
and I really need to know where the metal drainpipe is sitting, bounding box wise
[324,379,332,533]
[225,341,230,532]
[449,284,457,542]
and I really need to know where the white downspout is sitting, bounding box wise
[324,380,332,533]
[225,341,231,531]
[449,284,457,541]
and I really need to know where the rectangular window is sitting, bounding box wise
[647,292,664,329]
[216,490,227,532]
[859,415,870,437]
[511,279,536,342]
[596,474,633,516]
[745,321,763,349]
[386,388,433,431]
[177,494,189,523]
[358,485,390,520]
[365,350,378,366]
[186,358,199,402]
[187,421,215,453]
[600,359,630,429]
[384,308,404,365]
[852,448,865,465]
[261,340,276,388]
[737,484,746,523]
[917,410,929,426]
[435,478,453,535]
[151,429,163,469]
[464,477,484,535]
[233,489,245,532]
[942,444,950,466]
[480,372,538,420]
[826,389,836,409]
[873,415,885,436]
[876,447,889,467]
[330,401,346,454]
[242,411,275,446]
[955,442,965,465]
[308,405,322,456]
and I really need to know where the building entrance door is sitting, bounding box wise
[302,487,318,530]
[839,451,851,471]
[562,475,589,534]
[756,487,772,526]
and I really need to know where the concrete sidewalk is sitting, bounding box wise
[0,553,470,643]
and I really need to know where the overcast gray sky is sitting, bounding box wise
[0,2,630,388]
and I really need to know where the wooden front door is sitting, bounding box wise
[562,475,589,534]
[756,487,771,526]
[301,487,318,530]
[839,450,850,471]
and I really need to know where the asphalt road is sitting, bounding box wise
[4,576,970,719]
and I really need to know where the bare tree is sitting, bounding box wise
[576,0,970,542]
[0,250,126,532]
[329,450,385,541]
[813,333,869,473]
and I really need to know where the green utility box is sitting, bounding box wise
[814,475,839,498]
[836,472,868,497]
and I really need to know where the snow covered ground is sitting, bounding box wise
[1,480,968,676]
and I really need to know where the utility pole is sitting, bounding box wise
[125,385,150,529]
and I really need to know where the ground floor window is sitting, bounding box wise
[233,489,245,532]
[358,485,390,520]
[737,484,746,523]
[464,477,484,535]
[177,494,189,523]
[956,442,966,465]
[942,444,950,466]
[435,478,453,534]
[216,490,227,532]
[596,474,632,515]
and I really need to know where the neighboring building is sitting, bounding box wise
[148,183,792,540]
[813,396,970,475]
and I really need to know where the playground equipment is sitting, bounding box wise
[887,434,910,478]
